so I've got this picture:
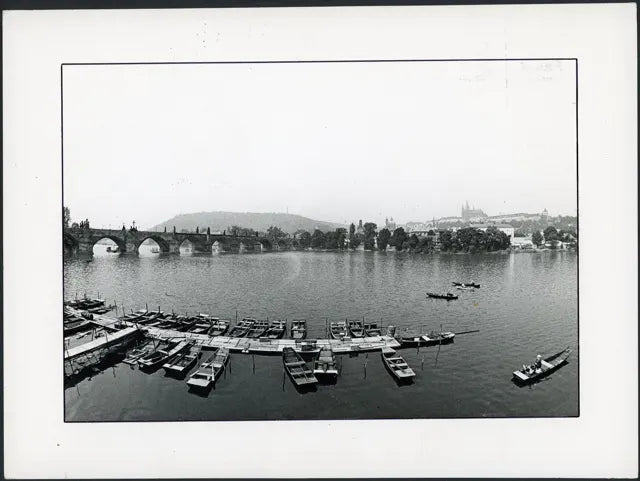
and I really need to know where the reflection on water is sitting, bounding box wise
[64,250,578,421]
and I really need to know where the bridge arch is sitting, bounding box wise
[92,235,127,254]
[211,239,228,254]
[179,235,207,253]
[136,235,170,253]
[257,239,272,250]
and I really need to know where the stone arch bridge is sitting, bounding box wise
[63,227,273,255]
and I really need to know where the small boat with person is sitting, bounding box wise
[290,319,307,340]
[329,321,348,339]
[381,347,416,382]
[512,348,572,384]
[452,281,480,288]
[347,319,365,338]
[282,347,318,388]
[186,347,230,390]
[426,292,458,300]
[313,346,338,380]
[163,343,201,376]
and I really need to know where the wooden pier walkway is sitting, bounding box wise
[64,326,139,360]
[143,325,401,355]
[64,309,140,361]
[65,309,401,358]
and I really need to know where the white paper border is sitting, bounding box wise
[3,5,637,478]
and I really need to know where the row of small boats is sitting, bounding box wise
[329,320,382,339]
[281,343,572,387]
[123,338,231,390]
[117,308,390,341]
[283,345,418,387]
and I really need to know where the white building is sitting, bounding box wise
[469,223,515,243]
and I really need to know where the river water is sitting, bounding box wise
[64,248,578,421]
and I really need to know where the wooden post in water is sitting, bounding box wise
[282,366,286,391]
[364,353,368,379]
[252,354,255,374]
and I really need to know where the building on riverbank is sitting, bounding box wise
[468,223,515,243]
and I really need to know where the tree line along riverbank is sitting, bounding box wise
[222,223,576,254]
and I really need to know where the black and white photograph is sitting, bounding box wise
[61,58,579,421]
[4,4,637,478]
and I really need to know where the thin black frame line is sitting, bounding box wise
[61,57,580,423]
[575,58,580,418]
[62,57,578,66]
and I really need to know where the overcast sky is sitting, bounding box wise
[63,60,576,229]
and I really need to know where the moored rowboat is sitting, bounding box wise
[421,331,455,345]
[263,320,287,339]
[163,343,201,375]
[364,322,382,337]
[186,347,230,390]
[208,319,230,336]
[246,320,270,338]
[283,347,317,387]
[313,346,338,379]
[347,320,365,338]
[227,319,254,338]
[381,347,415,382]
[123,339,155,365]
[138,340,190,370]
[290,320,307,340]
[329,321,348,339]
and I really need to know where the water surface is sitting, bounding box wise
[64,249,578,421]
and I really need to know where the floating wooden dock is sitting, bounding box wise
[64,326,139,360]
[143,325,401,355]
[64,309,140,361]
[64,308,401,358]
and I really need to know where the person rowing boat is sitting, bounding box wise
[522,354,543,374]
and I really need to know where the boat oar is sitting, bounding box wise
[454,329,480,336]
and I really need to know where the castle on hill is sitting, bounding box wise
[461,201,487,222]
